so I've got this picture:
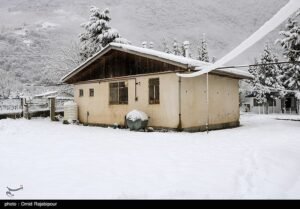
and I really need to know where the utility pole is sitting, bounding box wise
[206,73,209,134]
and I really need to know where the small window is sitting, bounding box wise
[149,78,160,104]
[253,99,261,107]
[79,89,84,97]
[254,98,276,106]
[109,82,128,105]
[89,88,94,97]
[268,98,276,107]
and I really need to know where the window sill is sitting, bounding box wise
[109,104,129,106]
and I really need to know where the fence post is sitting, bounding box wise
[23,98,30,120]
[20,98,24,118]
[49,97,56,121]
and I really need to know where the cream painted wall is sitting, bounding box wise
[243,97,282,114]
[181,74,240,129]
[74,73,180,128]
[74,73,240,130]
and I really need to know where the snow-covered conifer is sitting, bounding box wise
[211,56,216,63]
[79,6,129,61]
[198,33,209,62]
[173,39,182,56]
[277,17,300,91]
[248,44,283,105]
[162,38,171,54]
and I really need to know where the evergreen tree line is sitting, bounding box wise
[247,13,300,107]
[160,35,215,63]
[79,6,215,63]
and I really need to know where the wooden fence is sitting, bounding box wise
[0,97,73,120]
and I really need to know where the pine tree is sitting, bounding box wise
[162,38,171,54]
[173,39,182,56]
[248,44,283,105]
[248,59,266,104]
[211,56,216,63]
[161,39,193,57]
[198,33,210,62]
[79,6,129,61]
[277,17,300,91]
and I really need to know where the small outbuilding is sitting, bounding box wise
[242,92,299,115]
[61,43,252,132]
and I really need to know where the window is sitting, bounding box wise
[79,89,84,97]
[149,78,160,104]
[89,88,94,97]
[268,98,276,107]
[109,82,128,105]
[253,99,262,106]
[254,98,276,106]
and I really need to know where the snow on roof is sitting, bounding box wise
[61,43,252,83]
[110,43,210,67]
[34,91,58,98]
[195,65,254,79]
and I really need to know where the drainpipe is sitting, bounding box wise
[177,77,182,131]
[134,78,140,101]
[86,111,89,125]
[206,73,209,133]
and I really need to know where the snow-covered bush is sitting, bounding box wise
[126,110,148,131]
[126,110,148,122]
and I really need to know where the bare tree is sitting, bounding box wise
[47,41,82,83]
[0,69,22,98]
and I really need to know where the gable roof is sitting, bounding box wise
[61,43,252,83]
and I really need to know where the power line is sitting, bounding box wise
[215,61,300,70]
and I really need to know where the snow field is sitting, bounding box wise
[0,114,299,199]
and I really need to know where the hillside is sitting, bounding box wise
[0,0,290,90]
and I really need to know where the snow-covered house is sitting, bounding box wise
[61,43,252,131]
[242,93,299,114]
[242,94,282,114]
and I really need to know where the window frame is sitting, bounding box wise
[89,88,94,97]
[79,89,84,97]
[267,98,276,107]
[149,78,160,105]
[254,98,277,107]
[109,81,128,105]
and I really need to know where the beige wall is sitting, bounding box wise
[74,73,240,130]
[243,97,282,114]
[74,73,180,128]
[181,74,240,130]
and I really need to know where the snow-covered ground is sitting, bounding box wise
[0,114,299,199]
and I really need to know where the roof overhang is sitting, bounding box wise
[61,44,196,84]
[61,43,253,84]
[211,68,253,80]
